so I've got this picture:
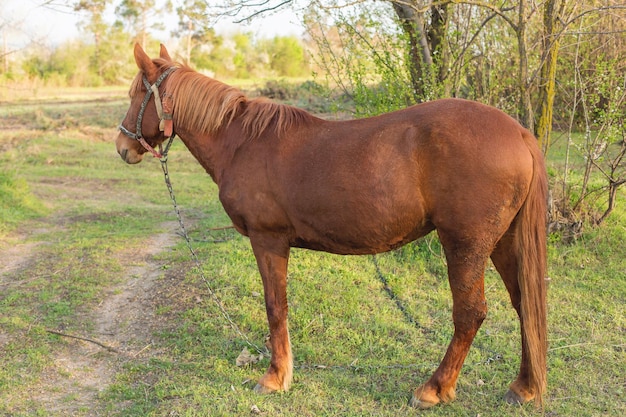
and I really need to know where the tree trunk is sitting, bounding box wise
[428,2,450,86]
[391,1,433,101]
[536,0,564,154]
[596,180,624,225]
[517,0,534,130]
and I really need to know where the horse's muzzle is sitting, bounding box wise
[116,133,144,164]
[118,148,144,164]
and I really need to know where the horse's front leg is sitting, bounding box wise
[411,241,489,409]
[249,234,293,393]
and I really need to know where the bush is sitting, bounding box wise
[258,79,347,114]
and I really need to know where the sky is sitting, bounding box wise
[2,0,304,50]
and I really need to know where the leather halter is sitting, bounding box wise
[119,67,177,159]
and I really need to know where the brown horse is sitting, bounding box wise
[116,44,548,409]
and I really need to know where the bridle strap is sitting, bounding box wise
[119,67,178,159]
[150,83,167,131]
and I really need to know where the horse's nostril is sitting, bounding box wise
[120,149,128,161]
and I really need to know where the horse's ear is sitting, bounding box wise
[134,43,156,78]
[159,44,172,62]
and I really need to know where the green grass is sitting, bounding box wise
[0,171,48,234]
[0,91,624,416]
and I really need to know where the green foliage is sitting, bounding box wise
[232,32,258,78]
[552,51,626,223]
[7,28,310,83]
[305,5,421,117]
[257,79,341,114]
[189,33,229,75]
[20,32,136,88]
[189,32,310,79]
[445,7,521,115]
[74,0,108,34]
[264,36,309,78]
[22,45,80,85]
[115,0,166,46]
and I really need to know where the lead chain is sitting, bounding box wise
[159,158,269,357]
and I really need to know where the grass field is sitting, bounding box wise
[0,90,625,416]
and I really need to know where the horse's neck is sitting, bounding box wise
[176,125,242,185]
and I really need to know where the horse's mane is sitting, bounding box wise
[160,65,317,140]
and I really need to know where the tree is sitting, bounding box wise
[189,34,233,76]
[304,4,418,116]
[1,20,14,75]
[174,0,214,63]
[264,36,308,77]
[535,0,567,153]
[22,42,87,85]
[232,32,258,78]
[74,0,111,78]
[564,15,626,224]
[115,0,171,49]
[390,1,449,101]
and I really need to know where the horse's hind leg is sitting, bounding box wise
[411,233,490,409]
[490,228,536,404]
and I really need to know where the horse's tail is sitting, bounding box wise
[516,131,548,404]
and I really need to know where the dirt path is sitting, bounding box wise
[0,239,43,277]
[0,179,184,415]
[1,223,181,415]
[32,224,179,415]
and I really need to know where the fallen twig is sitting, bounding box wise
[548,342,596,352]
[46,329,120,353]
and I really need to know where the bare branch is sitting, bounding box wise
[38,1,76,15]
[46,329,120,353]
[212,0,295,23]
[562,5,626,28]
[233,0,294,23]
[450,0,518,30]
[447,9,500,79]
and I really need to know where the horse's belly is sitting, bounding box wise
[290,213,434,255]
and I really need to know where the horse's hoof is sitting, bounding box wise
[410,383,450,409]
[409,395,438,409]
[253,383,276,395]
[505,380,535,405]
[504,389,525,405]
